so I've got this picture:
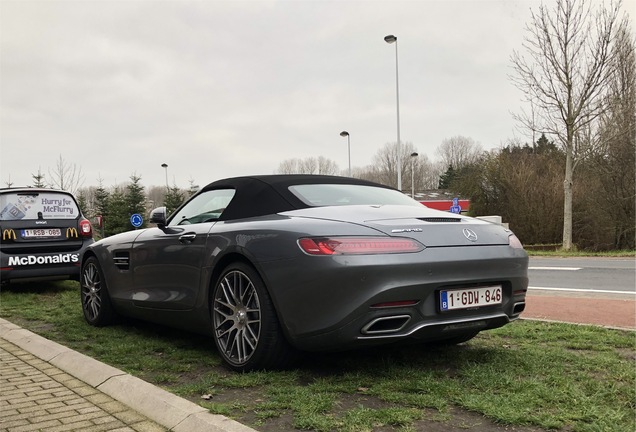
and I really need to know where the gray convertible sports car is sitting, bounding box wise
[81,175,528,371]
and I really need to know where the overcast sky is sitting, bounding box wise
[0,0,621,190]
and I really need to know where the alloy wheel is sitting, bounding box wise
[213,270,262,366]
[81,261,102,321]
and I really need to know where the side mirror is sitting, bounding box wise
[149,206,167,228]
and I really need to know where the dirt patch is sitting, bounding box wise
[190,387,543,432]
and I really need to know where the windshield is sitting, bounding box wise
[288,184,422,207]
[0,192,80,221]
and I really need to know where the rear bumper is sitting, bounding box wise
[261,245,528,351]
[294,310,521,351]
[1,250,86,283]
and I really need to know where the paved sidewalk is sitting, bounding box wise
[0,338,166,432]
[0,318,255,432]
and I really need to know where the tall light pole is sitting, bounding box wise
[339,131,351,177]
[410,152,418,199]
[161,163,168,188]
[384,34,402,191]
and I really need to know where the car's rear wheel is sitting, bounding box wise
[81,256,116,326]
[211,262,295,371]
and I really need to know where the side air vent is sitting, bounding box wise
[113,252,130,270]
[418,217,461,223]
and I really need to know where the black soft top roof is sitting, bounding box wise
[201,175,393,221]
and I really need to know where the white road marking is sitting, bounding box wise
[528,267,582,271]
[528,286,636,295]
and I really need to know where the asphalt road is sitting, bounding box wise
[528,256,635,297]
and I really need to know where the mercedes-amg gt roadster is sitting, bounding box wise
[80,175,528,371]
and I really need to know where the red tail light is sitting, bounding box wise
[79,218,93,238]
[298,237,424,255]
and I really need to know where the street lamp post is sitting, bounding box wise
[339,131,351,177]
[410,152,418,199]
[384,34,402,191]
[161,163,168,188]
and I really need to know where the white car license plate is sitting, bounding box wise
[21,228,61,239]
[440,285,502,311]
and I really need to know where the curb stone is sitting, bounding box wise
[0,317,256,432]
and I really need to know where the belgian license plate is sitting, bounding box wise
[22,228,61,239]
[440,285,502,311]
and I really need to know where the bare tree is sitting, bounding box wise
[146,185,166,210]
[48,155,85,194]
[510,0,626,250]
[436,136,483,171]
[276,158,300,174]
[369,141,434,191]
[316,156,339,175]
[298,157,318,174]
[586,23,636,249]
[276,157,339,175]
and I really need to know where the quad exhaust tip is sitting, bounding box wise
[513,302,526,315]
[361,315,411,335]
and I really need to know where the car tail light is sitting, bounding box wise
[298,237,424,255]
[79,218,93,238]
[508,234,524,249]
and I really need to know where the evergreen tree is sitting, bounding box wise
[126,174,147,229]
[76,190,89,216]
[165,185,185,216]
[438,165,456,189]
[32,167,46,188]
[94,179,110,238]
[94,180,109,217]
[105,187,129,236]
[187,179,199,197]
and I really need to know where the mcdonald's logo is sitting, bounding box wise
[2,229,16,241]
[66,227,78,238]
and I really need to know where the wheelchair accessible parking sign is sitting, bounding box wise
[450,197,462,214]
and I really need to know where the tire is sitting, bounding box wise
[81,256,116,326]
[211,262,296,372]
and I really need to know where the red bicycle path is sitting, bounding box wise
[523,290,635,330]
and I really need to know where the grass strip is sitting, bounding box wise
[1,280,634,431]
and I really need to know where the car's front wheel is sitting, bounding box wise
[81,256,116,326]
[211,262,296,371]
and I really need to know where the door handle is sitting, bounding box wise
[179,233,197,244]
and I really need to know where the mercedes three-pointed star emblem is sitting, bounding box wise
[462,228,478,242]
